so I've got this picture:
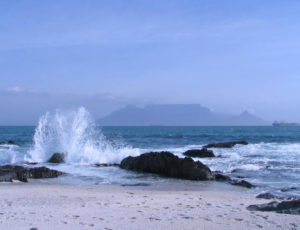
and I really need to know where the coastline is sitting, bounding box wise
[0,180,299,230]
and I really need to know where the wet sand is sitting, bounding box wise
[0,181,299,230]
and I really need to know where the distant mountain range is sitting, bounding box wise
[98,104,270,126]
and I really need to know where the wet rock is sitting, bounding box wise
[203,141,248,148]
[0,165,63,182]
[247,199,300,215]
[281,187,297,192]
[120,151,214,181]
[0,165,28,182]
[256,192,283,200]
[183,148,215,158]
[94,163,120,167]
[214,173,231,181]
[25,162,39,165]
[0,140,18,146]
[121,183,150,187]
[28,167,63,179]
[7,140,17,145]
[236,175,246,179]
[231,180,254,188]
[48,153,65,163]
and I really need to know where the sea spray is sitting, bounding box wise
[26,107,139,164]
[0,144,18,164]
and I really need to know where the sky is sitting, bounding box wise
[1,0,300,125]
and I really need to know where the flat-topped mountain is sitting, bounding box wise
[98,104,269,126]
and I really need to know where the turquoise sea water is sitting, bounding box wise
[0,108,299,197]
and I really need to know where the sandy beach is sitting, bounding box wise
[0,181,299,230]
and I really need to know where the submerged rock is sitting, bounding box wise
[48,153,66,163]
[256,192,284,200]
[7,140,17,145]
[203,141,248,148]
[183,148,215,158]
[0,165,63,182]
[94,163,120,167]
[281,187,298,192]
[247,199,300,215]
[121,183,150,187]
[231,180,254,188]
[0,140,18,146]
[120,151,214,181]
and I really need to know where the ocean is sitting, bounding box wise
[0,107,299,197]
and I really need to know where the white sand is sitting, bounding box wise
[0,181,299,230]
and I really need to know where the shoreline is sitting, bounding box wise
[0,180,299,230]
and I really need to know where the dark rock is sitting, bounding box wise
[25,162,39,165]
[0,165,63,182]
[231,180,254,188]
[256,192,283,200]
[48,153,66,163]
[120,151,214,181]
[230,169,245,173]
[28,167,63,179]
[94,163,120,167]
[183,148,215,158]
[203,141,248,148]
[121,183,150,187]
[0,141,18,146]
[236,175,246,179]
[7,140,17,145]
[0,165,29,182]
[281,187,297,192]
[214,173,231,181]
[247,199,300,215]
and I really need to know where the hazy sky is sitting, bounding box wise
[1,0,300,125]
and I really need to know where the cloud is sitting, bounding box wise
[7,86,22,93]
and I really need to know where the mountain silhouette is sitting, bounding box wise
[98,104,269,126]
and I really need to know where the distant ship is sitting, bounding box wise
[272,121,300,127]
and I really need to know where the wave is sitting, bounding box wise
[0,144,18,164]
[26,107,139,164]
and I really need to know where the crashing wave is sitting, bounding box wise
[26,107,138,164]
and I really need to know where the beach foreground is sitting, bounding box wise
[0,181,299,230]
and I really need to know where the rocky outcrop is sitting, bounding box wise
[29,167,63,179]
[183,149,215,158]
[8,140,17,145]
[203,141,248,148]
[214,173,231,181]
[281,187,297,192]
[0,140,18,146]
[256,192,283,200]
[247,199,300,215]
[93,163,120,167]
[0,165,63,182]
[231,180,254,188]
[120,151,214,181]
[48,153,66,163]
[121,183,150,187]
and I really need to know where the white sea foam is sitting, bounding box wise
[0,145,18,164]
[26,107,139,164]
